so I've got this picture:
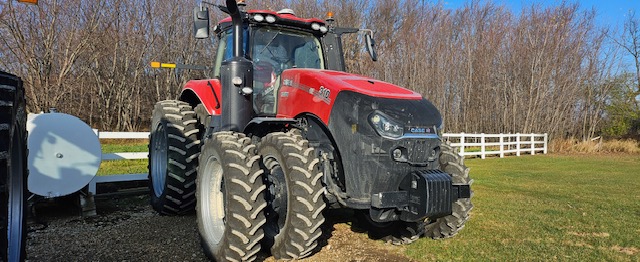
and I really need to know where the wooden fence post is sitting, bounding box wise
[516,133,521,156]
[481,133,486,159]
[531,133,535,155]
[544,133,548,154]
[460,132,465,156]
[499,133,504,158]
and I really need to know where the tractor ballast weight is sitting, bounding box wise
[149,1,473,260]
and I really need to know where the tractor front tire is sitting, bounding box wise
[423,142,473,239]
[353,211,425,245]
[196,132,266,262]
[148,100,201,215]
[0,72,28,262]
[258,130,326,260]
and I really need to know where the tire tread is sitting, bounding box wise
[0,71,27,261]
[423,142,474,239]
[197,132,266,262]
[149,100,201,215]
[259,131,327,260]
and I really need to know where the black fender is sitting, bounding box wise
[243,117,297,137]
[297,114,347,206]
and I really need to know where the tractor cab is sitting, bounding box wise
[214,22,325,115]
[200,7,328,115]
[193,4,375,116]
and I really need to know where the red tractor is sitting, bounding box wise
[148,1,472,261]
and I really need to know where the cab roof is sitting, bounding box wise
[217,9,328,35]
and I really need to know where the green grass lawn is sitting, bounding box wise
[97,140,148,176]
[101,140,148,153]
[407,154,640,261]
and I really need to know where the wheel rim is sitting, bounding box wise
[200,154,225,245]
[151,124,168,197]
[7,125,25,261]
[263,155,288,234]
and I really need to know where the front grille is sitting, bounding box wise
[404,139,439,165]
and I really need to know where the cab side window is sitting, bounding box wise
[213,32,230,78]
[294,41,322,69]
[213,29,249,78]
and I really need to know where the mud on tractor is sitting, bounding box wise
[148,0,473,261]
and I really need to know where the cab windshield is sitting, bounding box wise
[251,27,324,73]
[250,27,324,115]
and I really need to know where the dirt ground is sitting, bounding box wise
[25,194,414,262]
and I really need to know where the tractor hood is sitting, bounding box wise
[277,68,432,124]
[279,69,423,100]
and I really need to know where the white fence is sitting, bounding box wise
[442,133,548,159]
[88,131,548,194]
[87,131,150,195]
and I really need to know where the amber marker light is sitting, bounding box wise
[326,11,334,20]
[150,62,177,69]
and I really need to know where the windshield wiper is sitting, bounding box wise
[258,30,282,56]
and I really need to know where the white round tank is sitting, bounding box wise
[27,113,102,197]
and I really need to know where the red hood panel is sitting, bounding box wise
[277,69,423,123]
[286,69,422,100]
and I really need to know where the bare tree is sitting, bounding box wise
[0,0,104,113]
[0,0,623,137]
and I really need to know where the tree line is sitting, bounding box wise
[0,0,638,140]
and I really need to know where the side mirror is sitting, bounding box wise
[193,7,210,39]
[365,33,377,61]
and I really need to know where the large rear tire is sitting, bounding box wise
[423,142,473,239]
[148,100,201,215]
[0,72,28,262]
[197,132,266,262]
[258,130,326,259]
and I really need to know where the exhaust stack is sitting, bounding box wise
[219,0,254,132]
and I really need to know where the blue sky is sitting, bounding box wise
[444,0,640,30]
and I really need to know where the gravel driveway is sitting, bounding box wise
[26,194,414,262]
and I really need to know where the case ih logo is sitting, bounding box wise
[409,127,431,134]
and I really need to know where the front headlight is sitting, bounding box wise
[369,111,404,139]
